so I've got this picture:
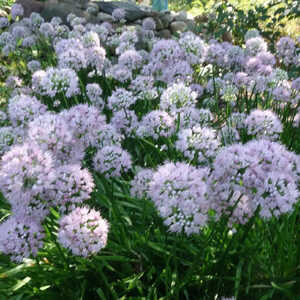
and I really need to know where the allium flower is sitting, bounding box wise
[176,126,220,164]
[32,67,80,98]
[39,22,55,39]
[0,17,9,29]
[244,110,283,140]
[110,110,138,136]
[0,111,7,126]
[148,162,210,235]
[85,46,106,73]
[225,45,246,69]
[83,31,100,48]
[47,164,94,213]
[27,60,41,73]
[142,17,156,31]
[93,124,123,150]
[209,140,300,225]
[130,168,154,199]
[136,110,175,140]
[0,143,56,219]
[86,83,104,109]
[22,35,37,48]
[129,75,158,99]
[60,104,106,148]
[160,82,197,112]
[106,64,132,82]
[190,84,204,98]
[119,29,138,44]
[245,37,268,56]
[58,206,109,257]
[276,37,295,66]
[272,86,291,102]
[11,26,29,40]
[256,51,276,67]
[118,50,143,70]
[108,88,137,112]
[179,31,207,65]
[0,126,16,155]
[5,75,22,89]
[291,78,300,91]
[58,48,87,71]
[11,3,24,20]
[112,8,126,22]
[205,42,226,66]
[30,12,44,29]
[0,216,44,262]
[27,113,85,165]
[55,38,84,55]
[8,94,47,129]
[234,72,250,88]
[93,145,132,178]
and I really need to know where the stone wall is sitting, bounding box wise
[14,0,197,38]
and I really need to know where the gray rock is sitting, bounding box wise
[86,2,99,15]
[97,1,152,22]
[153,17,164,30]
[170,21,187,33]
[185,19,196,32]
[97,12,114,22]
[174,10,187,22]
[16,0,44,18]
[159,13,172,28]
[158,29,171,39]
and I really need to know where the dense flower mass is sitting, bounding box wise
[58,206,109,257]
[0,3,300,276]
[148,162,210,235]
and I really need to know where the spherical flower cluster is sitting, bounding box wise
[32,67,80,98]
[118,50,143,70]
[142,17,156,31]
[276,37,295,66]
[148,162,210,235]
[107,88,137,111]
[106,64,132,82]
[85,46,106,74]
[179,31,207,65]
[0,143,56,220]
[0,17,9,29]
[0,111,7,126]
[11,3,24,20]
[136,110,175,140]
[39,22,55,39]
[130,168,154,199]
[93,145,132,178]
[110,110,138,136]
[129,75,158,99]
[60,104,106,148]
[86,83,104,109]
[0,216,44,262]
[245,37,268,56]
[58,48,87,71]
[8,94,48,128]
[175,126,221,164]
[112,8,126,22]
[209,140,300,225]
[0,126,17,156]
[27,113,85,166]
[160,82,197,112]
[58,206,109,257]
[83,31,100,48]
[93,124,123,150]
[27,60,42,73]
[47,164,95,213]
[244,109,283,140]
[244,29,260,41]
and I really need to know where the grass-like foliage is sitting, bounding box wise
[0,3,300,300]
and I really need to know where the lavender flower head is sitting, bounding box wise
[93,145,132,178]
[8,94,48,129]
[27,60,41,73]
[175,126,221,164]
[0,126,17,156]
[110,110,138,136]
[11,3,24,20]
[148,162,210,235]
[244,29,260,41]
[136,110,175,140]
[112,8,126,22]
[32,67,80,98]
[0,143,56,220]
[276,36,295,66]
[58,206,109,257]
[245,37,268,56]
[118,50,143,70]
[130,168,154,199]
[86,83,104,109]
[209,140,300,225]
[244,109,283,140]
[93,124,123,150]
[108,88,137,112]
[0,17,9,29]
[0,216,44,262]
[160,82,197,112]
[142,17,156,31]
